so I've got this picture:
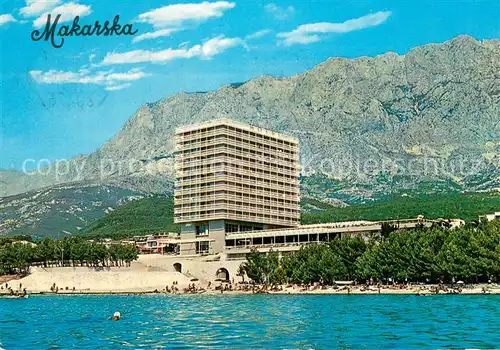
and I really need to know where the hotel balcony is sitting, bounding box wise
[174,203,299,218]
[175,175,300,193]
[175,126,298,152]
[176,146,300,170]
[174,156,301,177]
[174,212,299,226]
[176,136,299,160]
[174,184,301,201]
[174,193,299,209]
[177,165,300,185]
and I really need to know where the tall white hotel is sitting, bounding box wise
[174,119,301,255]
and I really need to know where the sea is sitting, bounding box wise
[0,294,499,349]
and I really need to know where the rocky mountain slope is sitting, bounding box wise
[2,35,499,200]
[0,184,142,237]
[0,35,499,236]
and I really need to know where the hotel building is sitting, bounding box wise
[173,119,434,258]
[174,119,301,255]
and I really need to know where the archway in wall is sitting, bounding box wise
[173,263,182,273]
[216,268,230,281]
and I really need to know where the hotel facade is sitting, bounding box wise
[174,119,301,255]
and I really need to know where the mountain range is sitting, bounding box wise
[1,35,499,236]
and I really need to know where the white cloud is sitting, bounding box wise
[200,35,245,58]
[277,11,392,46]
[105,83,132,91]
[29,67,151,89]
[33,2,92,28]
[137,1,235,28]
[264,3,294,20]
[20,0,61,17]
[102,47,202,65]
[102,35,245,65]
[132,28,182,43]
[0,14,17,26]
[245,29,272,40]
[281,33,320,45]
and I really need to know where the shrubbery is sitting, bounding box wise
[0,237,139,275]
[240,221,500,284]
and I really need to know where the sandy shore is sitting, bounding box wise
[198,284,500,296]
[1,265,193,294]
[1,268,498,296]
[1,258,498,296]
[2,288,498,296]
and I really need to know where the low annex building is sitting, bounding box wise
[122,232,180,254]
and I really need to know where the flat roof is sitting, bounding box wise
[226,225,380,240]
[175,119,299,144]
[225,218,436,240]
[179,238,216,243]
[144,238,182,244]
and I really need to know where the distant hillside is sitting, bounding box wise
[2,183,497,239]
[302,191,500,224]
[81,196,179,239]
[80,192,499,239]
[0,184,142,238]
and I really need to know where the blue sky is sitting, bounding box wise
[0,0,498,170]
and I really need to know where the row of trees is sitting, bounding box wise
[240,221,500,285]
[0,237,139,275]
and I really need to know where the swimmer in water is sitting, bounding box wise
[111,312,121,321]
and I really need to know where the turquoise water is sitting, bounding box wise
[1,295,499,349]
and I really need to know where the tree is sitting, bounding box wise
[380,223,398,240]
[241,248,268,283]
[237,264,246,283]
[330,236,367,280]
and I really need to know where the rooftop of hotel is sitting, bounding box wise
[174,118,299,144]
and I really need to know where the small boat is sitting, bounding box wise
[0,295,29,299]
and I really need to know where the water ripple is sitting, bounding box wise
[0,295,499,349]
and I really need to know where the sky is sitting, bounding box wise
[0,0,499,171]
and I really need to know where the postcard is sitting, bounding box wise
[0,1,499,348]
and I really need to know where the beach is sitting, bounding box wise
[1,254,498,296]
[1,266,193,295]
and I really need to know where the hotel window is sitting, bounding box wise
[240,225,254,232]
[225,223,239,233]
[196,225,208,236]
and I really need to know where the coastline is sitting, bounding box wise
[2,284,499,297]
[1,258,498,297]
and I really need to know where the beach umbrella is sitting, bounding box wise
[456,281,464,284]
[214,278,226,282]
